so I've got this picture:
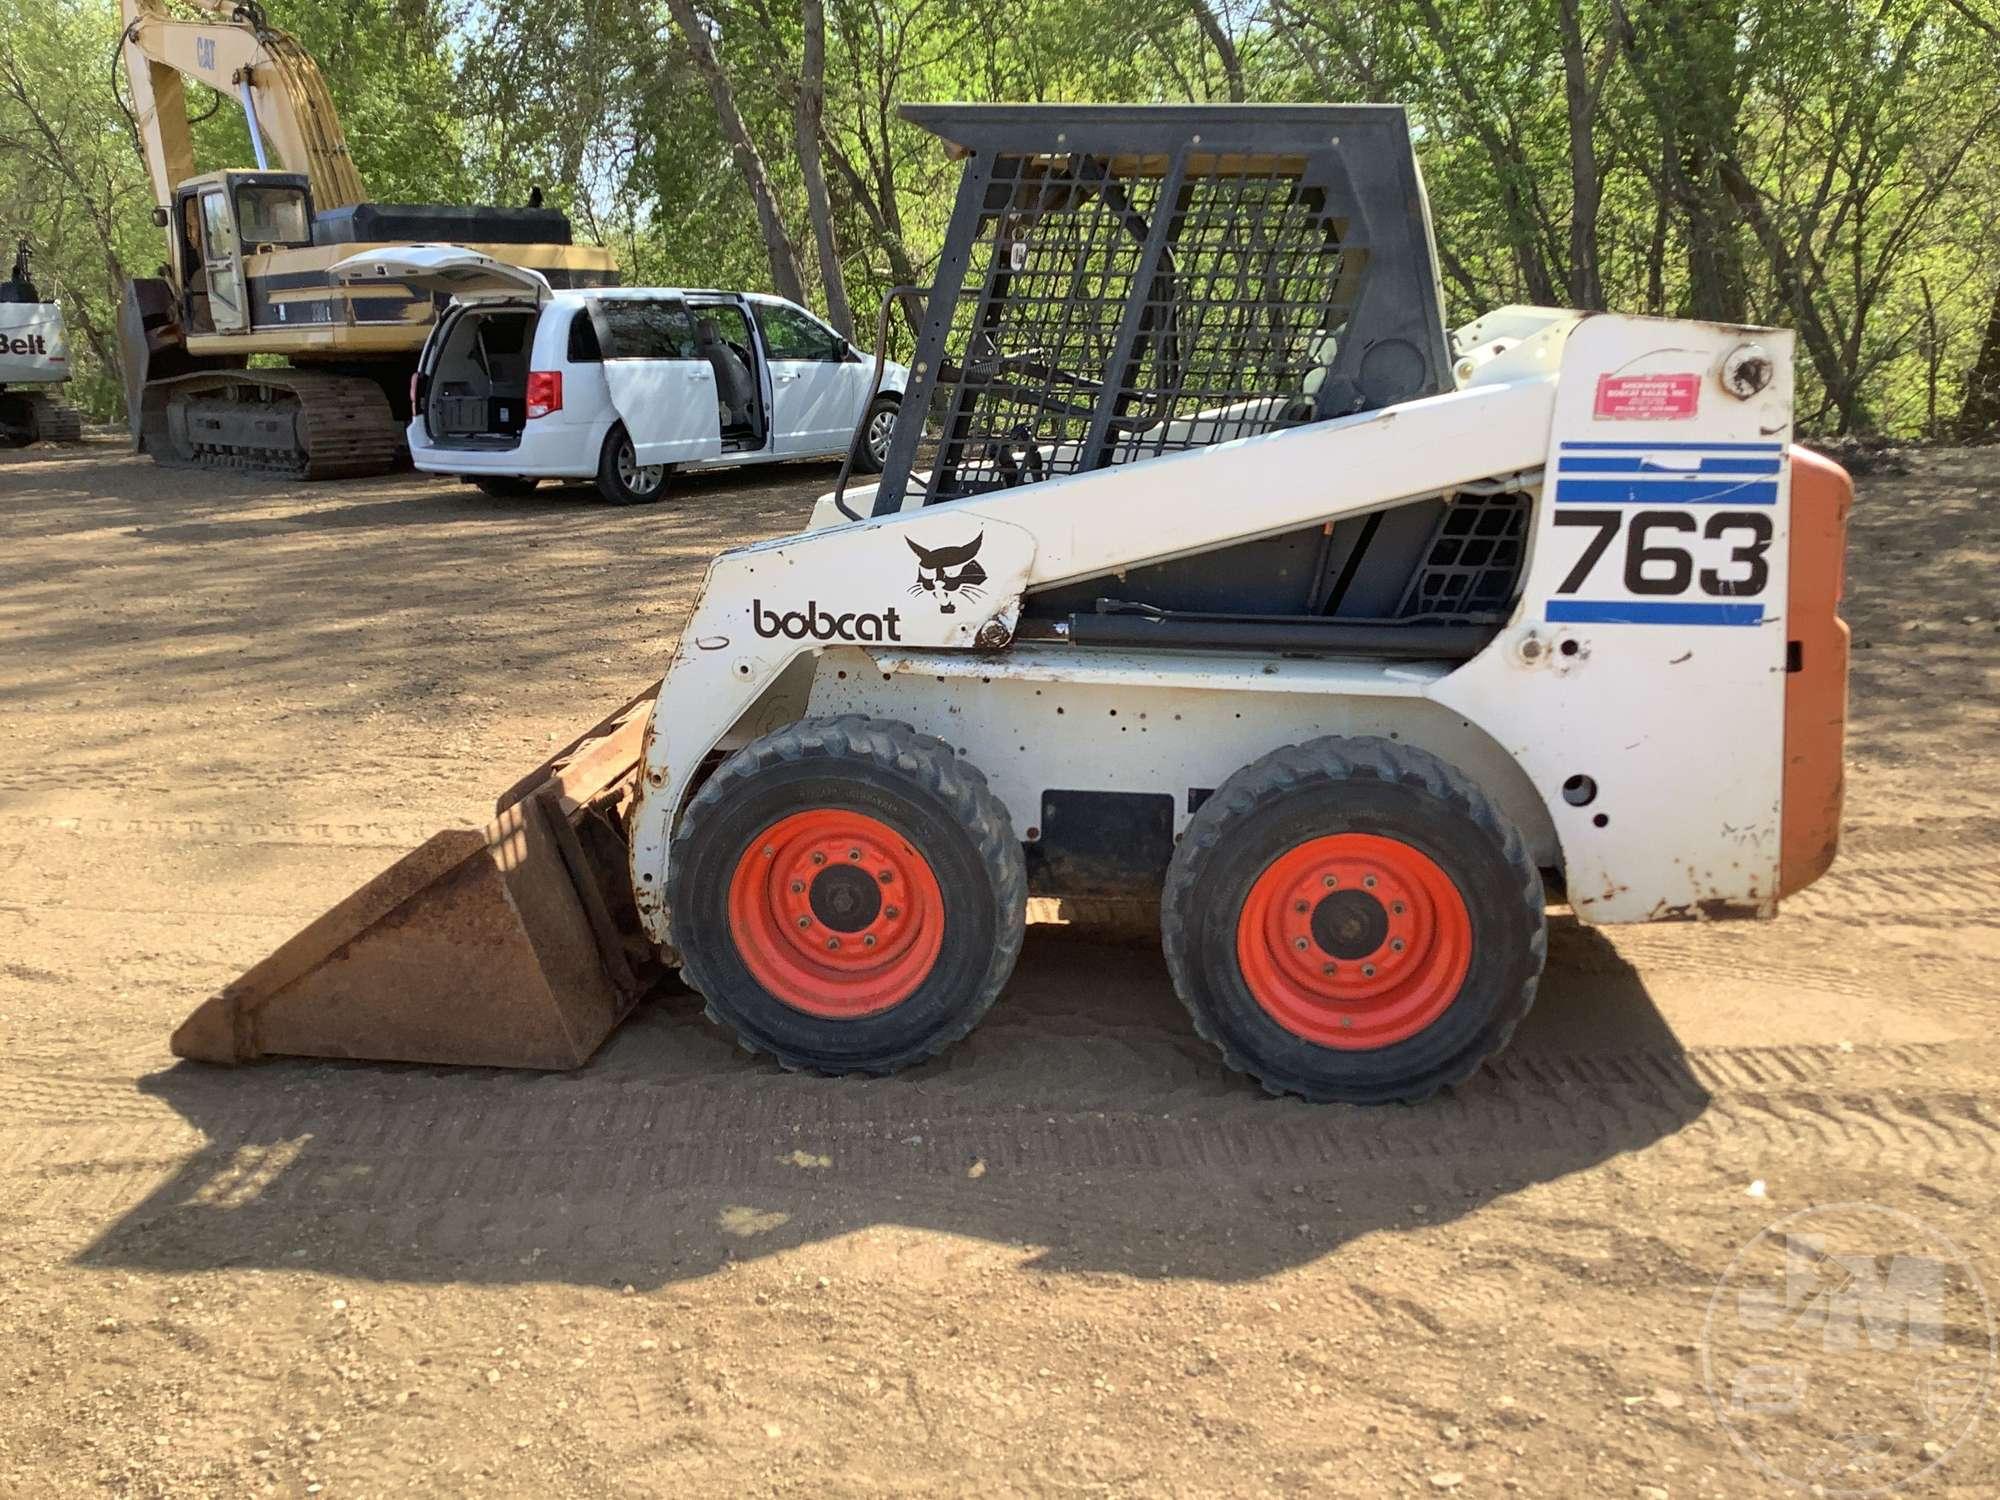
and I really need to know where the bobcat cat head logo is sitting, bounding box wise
[906,532,987,615]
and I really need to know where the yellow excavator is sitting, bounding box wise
[115,0,616,478]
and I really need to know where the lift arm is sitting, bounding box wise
[118,0,366,211]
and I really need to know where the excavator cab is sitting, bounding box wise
[169,170,314,336]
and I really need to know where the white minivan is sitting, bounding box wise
[333,246,909,503]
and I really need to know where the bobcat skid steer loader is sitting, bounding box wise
[176,104,1851,1104]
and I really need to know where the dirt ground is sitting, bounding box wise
[1,441,1995,1498]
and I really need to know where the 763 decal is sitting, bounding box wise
[1554,509,1772,597]
[1543,441,1785,627]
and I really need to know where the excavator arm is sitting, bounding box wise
[119,0,365,211]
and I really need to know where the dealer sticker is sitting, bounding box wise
[1594,373,1700,420]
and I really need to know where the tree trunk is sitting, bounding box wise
[1715,156,1862,433]
[664,0,807,306]
[1409,0,1561,303]
[1681,141,1747,322]
[821,130,925,338]
[1644,192,1669,314]
[1555,0,1607,308]
[1610,0,1749,322]
[1189,0,1247,102]
[1957,279,2000,441]
[794,0,851,335]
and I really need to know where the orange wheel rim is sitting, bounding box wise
[727,809,945,1018]
[1235,833,1472,1049]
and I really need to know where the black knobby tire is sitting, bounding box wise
[1162,736,1545,1104]
[594,422,669,505]
[667,717,1027,1075]
[473,476,541,499]
[849,394,899,476]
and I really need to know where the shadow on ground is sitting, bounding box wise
[82,917,1708,1288]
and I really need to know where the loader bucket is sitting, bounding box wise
[172,685,667,1069]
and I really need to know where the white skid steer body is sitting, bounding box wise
[620,307,1850,1102]
[633,310,1837,931]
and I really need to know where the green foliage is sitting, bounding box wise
[1,0,157,415]
[4,0,1995,435]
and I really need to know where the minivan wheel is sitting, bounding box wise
[851,395,899,476]
[595,424,669,505]
[473,476,541,499]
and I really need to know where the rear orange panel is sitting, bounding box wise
[1779,446,1852,898]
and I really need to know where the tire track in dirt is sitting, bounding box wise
[0,812,443,850]
[1784,846,2000,927]
[0,1037,1962,1129]
[1599,933,1993,1012]
[1,1045,1992,1236]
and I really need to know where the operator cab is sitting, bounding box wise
[2,238,39,305]
[169,170,314,335]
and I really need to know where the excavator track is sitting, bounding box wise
[31,397,85,444]
[0,391,82,448]
[149,369,403,480]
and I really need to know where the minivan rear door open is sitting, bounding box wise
[588,297,723,465]
[330,244,553,303]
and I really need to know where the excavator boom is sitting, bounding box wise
[120,0,364,212]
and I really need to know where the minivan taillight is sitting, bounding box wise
[526,370,562,419]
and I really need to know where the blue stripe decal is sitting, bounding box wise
[1554,478,1778,505]
[1547,600,1765,626]
[1558,456,1781,476]
[1559,440,1786,452]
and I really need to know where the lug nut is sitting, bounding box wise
[1293,937,1309,951]
[1322,963,1336,976]
[825,937,841,951]
[1390,938,1405,952]
[1363,875,1377,889]
[878,870,894,884]
[1294,900,1309,914]
[848,848,862,861]
[1361,963,1376,977]
[1323,875,1337,888]
[1391,901,1406,915]
[863,934,877,948]
[811,851,827,866]
[885,905,900,919]
[790,880,805,894]
[796,915,811,929]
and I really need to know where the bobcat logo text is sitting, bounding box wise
[751,599,903,643]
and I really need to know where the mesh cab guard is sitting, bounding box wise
[872,103,1455,517]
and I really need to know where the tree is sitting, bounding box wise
[664,0,809,305]
[9,0,2000,434]
[795,0,853,334]
[1958,283,2000,439]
